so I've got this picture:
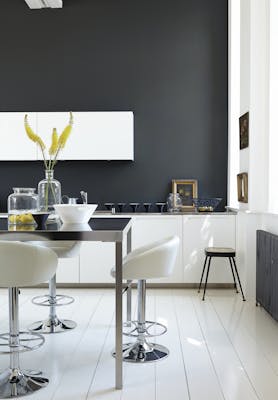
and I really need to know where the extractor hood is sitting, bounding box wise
[25,0,63,8]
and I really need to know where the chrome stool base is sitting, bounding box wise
[28,318,76,334]
[113,340,169,363]
[0,368,48,398]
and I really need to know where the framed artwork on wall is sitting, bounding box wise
[172,179,198,210]
[239,112,249,150]
[237,172,248,203]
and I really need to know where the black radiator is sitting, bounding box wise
[256,230,278,321]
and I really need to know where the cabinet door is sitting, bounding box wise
[0,112,37,160]
[56,257,80,283]
[37,111,134,160]
[183,215,236,283]
[79,242,115,283]
[132,216,183,283]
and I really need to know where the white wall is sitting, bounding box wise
[232,0,269,301]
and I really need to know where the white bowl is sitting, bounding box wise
[53,204,98,224]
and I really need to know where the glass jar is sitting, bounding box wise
[8,188,38,225]
[166,193,182,213]
[38,170,61,213]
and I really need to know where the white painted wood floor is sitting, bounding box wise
[0,288,277,400]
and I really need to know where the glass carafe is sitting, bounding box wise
[8,188,38,225]
[38,170,61,213]
[166,193,182,213]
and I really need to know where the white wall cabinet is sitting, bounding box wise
[37,111,134,160]
[183,215,236,283]
[0,112,37,160]
[0,111,134,161]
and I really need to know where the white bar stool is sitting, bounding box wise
[28,241,81,334]
[0,241,57,398]
[111,236,179,363]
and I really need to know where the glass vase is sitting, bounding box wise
[38,170,61,213]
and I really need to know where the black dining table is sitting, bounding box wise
[0,217,133,390]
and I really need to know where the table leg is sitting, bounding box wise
[126,227,132,324]
[115,241,123,390]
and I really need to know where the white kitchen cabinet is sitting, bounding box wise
[56,257,80,283]
[131,216,183,283]
[37,111,134,160]
[57,214,236,285]
[183,215,236,283]
[0,112,37,160]
[0,111,134,161]
[79,227,128,283]
[80,242,115,283]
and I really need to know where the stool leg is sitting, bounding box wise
[28,274,77,334]
[231,257,246,301]
[126,280,132,327]
[202,257,212,301]
[198,256,208,293]
[137,280,146,337]
[0,288,49,398]
[9,288,20,374]
[228,257,239,293]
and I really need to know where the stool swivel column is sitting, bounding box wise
[0,242,57,398]
[28,241,80,334]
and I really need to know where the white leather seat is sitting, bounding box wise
[111,236,179,280]
[28,241,81,334]
[0,242,57,288]
[111,235,179,363]
[0,241,57,398]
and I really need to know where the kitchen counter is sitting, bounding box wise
[94,210,237,216]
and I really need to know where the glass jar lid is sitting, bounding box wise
[12,188,36,194]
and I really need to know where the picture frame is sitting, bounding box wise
[237,173,248,203]
[239,112,249,150]
[172,179,198,210]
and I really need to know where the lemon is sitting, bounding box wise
[19,214,34,224]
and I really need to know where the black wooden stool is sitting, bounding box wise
[198,247,246,301]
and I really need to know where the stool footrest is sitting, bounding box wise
[123,320,167,338]
[0,331,45,354]
[32,294,74,307]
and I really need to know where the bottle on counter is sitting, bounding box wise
[166,193,182,213]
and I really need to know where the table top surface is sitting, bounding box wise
[0,217,132,242]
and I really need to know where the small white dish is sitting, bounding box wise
[53,204,98,224]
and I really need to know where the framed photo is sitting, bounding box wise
[237,173,248,203]
[172,179,198,210]
[239,112,249,150]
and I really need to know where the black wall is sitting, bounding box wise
[0,0,227,211]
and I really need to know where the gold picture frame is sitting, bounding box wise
[239,112,249,150]
[237,172,248,203]
[172,179,198,210]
